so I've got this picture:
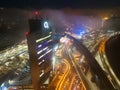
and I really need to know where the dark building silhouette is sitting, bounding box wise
[103,17,120,32]
[26,16,53,90]
[105,34,120,81]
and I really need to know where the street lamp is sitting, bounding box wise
[103,17,109,20]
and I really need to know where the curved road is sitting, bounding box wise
[55,59,71,90]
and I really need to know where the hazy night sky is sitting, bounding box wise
[0,0,119,50]
[0,0,120,9]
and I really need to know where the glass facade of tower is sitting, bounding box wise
[26,18,53,90]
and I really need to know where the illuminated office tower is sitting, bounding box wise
[26,14,53,90]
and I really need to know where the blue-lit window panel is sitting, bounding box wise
[37,47,51,58]
[44,53,52,60]
[38,44,51,52]
[36,40,53,53]
[47,39,52,43]
[38,49,52,60]
[38,44,42,48]
[36,39,52,49]
[37,46,49,55]
[37,47,49,58]
[37,56,44,62]
[38,41,52,50]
